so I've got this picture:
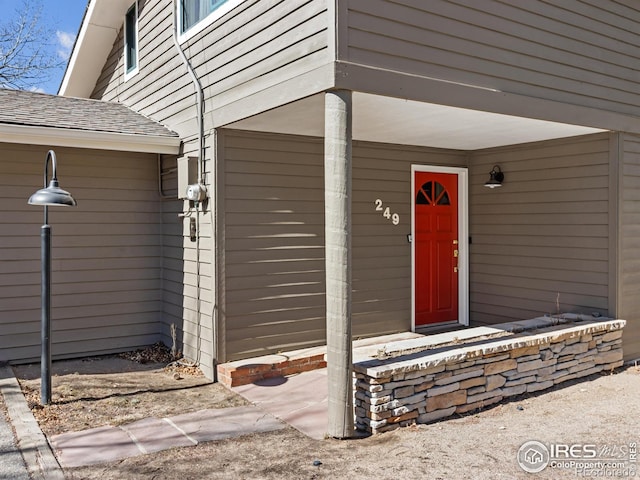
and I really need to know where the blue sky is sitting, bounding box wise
[0,0,88,94]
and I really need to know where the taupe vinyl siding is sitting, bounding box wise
[619,134,640,360]
[222,130,466,361]
[92,0,330,132]
[223,131,325,359]
[345,0,640,117]
[351,143,466,336]
[469,134,611,325]
[157,152,187,361]
[0,144,163,363]
[89,0,330,372]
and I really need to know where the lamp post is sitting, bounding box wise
[28,150,76,405]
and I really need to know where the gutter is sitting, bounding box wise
[0,124,180,154]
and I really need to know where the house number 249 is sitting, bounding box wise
[374,199,400,225]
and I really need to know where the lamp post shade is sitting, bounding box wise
[28,180,77,206]
[28,150,77,207]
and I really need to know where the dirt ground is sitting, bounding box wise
[13,345,247,437]
[12,346,640,480]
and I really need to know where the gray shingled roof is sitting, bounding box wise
[0,89,178,138]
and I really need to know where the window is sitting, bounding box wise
[416,181,450,206]
[124,2,138,79]
[179,0,243,39]
[181,0,225,33]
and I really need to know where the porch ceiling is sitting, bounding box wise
[227,92,606,150]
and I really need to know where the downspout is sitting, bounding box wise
[172,0,214,372]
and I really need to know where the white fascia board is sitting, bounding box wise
[60,0,133,97]
[0,124,180,154]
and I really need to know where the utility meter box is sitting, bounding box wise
[177,156,198,199]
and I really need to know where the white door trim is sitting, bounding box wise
[411,165,469,330]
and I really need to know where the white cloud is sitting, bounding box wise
[29,86,46,93]
[56,31,76,61]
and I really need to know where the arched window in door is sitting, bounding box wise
[416,181,450,205]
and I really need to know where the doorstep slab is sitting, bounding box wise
[352,327,508,362]
[218,332,423,387]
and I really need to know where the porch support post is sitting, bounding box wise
[324,89,354,439]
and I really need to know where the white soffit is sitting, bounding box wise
[228,93,606,150]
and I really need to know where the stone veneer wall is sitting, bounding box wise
[354,319,625,434]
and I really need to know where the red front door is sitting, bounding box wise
[414,171,459,326]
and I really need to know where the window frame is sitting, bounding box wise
[124,1,139,80]
[177,0,244,43]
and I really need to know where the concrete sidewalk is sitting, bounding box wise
[50,406,285,468]
[47,368,329,468]
[3,332,429,471]
[0,401,29,480]
[47,368,331,469]
[232,368,329,440]
[0,362,309,471]
[0,364,64,480]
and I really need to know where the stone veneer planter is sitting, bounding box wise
[353,316,626,434]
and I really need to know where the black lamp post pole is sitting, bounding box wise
[28,150,76,406]
[41,205,52,405]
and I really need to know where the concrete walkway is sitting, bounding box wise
[0,363,288,470]
[0,402,30,480]
[232,368,329,440]
[0,333,427,470]
[50,406,285,468]
[48,368,331,468]
[0,364,64,480]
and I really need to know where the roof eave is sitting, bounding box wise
[60,0,134,98]
[0,124,180,154]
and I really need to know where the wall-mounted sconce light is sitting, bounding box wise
[484,165,504,189]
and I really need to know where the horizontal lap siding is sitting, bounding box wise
[90,0,330,373]
[469,134,611,326]
[346,0,640,116]
[92,0,330,135]
[351,144,466,337]
[0,144,162,363]
[223,132,325,360]
[157,153,187,365]
[223,130,466,361]
[620,134,640,360]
